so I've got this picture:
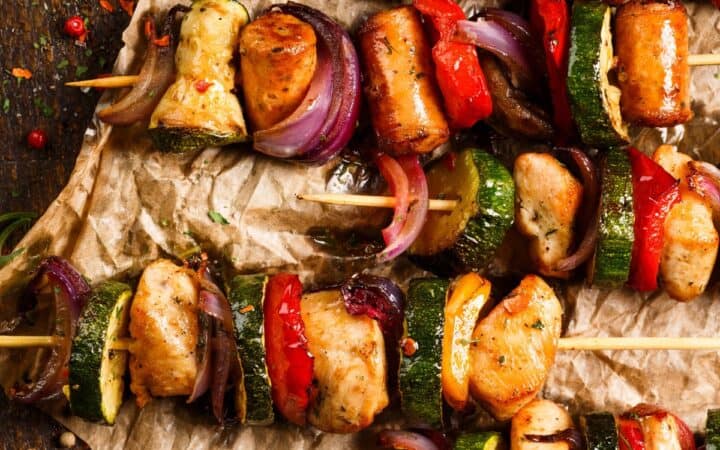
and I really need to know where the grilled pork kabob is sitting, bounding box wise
[3,255,572,433]
[378,398,709,450]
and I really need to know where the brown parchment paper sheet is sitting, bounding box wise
[2,0,720,448]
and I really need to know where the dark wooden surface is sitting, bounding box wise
[0,0,131,216]
[0,1,131,446]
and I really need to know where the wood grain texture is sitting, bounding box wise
[0,0,129,440]
[0,0,130,218]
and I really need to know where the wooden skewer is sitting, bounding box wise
[62,53,720,90]
[688,54,720,67]
[65,75,139,88]
[298,193,459,212]
[0,336,132,350]
[558,336,720,351]
[3,334,720,351]
[0,335,63,348]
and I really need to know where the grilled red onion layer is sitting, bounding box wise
[11,257,90,404]
[376,154,429,263]
[253,3,361,164]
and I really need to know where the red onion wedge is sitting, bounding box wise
[97,7,187,125]
[555,148,600,271]
[194,261,240,423]
[454,18,539,93]
[377,154,410,244]
[11,257,90,404]
[688,161,720,227]
[477,8,534,44]
[526,428,586,450]
[378,430,440,450]
[376,154,429,263]
[253,3,361,164]
[187,312,212,404]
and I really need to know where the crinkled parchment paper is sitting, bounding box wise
[2,1,720,448]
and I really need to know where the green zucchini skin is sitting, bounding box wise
[228,274,274,425]
[580,412,619,450]
[568,0,628,147]
[454,150,515,270]
[593,148,634,288]
[455,431,505,450]
[69,281,133,424]
[411,148,515,274]
[707,409,720,450]
[148,128,249,154]
[400,278,449,428]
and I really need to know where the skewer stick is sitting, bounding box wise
[558,336,720,351]
[0,335,63,348]
[65,75,139,88]
[688,54,720,67]
[297,193,459,212]
[60,53,720,90]
[3,335,720,351]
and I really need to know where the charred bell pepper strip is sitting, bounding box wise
[413,0,492,129]
[529,0,574,143]
[618,417,646,450]
[263,273,314,426]
[627,147,680,291]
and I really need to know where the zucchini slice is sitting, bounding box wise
[69,281,133,424]
[707,409,720,450]
[455,432,505,450]
[228,274,273,425]
[568,0,629,147]
[400,278,449,428]
[591,148,634,287]
[410,148,515,272]
[148,0,250,152]
[441,273,491,412]
[580,412,619,450]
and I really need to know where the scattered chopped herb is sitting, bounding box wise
[531,320,545,330]
[2,98,9,113]
[11,189,20,198]
[98,56,107,67]
[57,58,70,69]
[39,35,48,46]
[160,218,169,227]
[208,211,229,225]
[498,355,506,365]
[33,42,40,49]
[381,36,394,55]
[85,48,93,57]
[147,89,156,98]
[75,65,89,77]
[33,98,54,117]
[183,230,195,238]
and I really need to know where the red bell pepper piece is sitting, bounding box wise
[618,417,645,450]
[264,273,314,425]
[529,0,574,143]
[624,404,696,450]
[413,0,492,129]
[627,147,680,292]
